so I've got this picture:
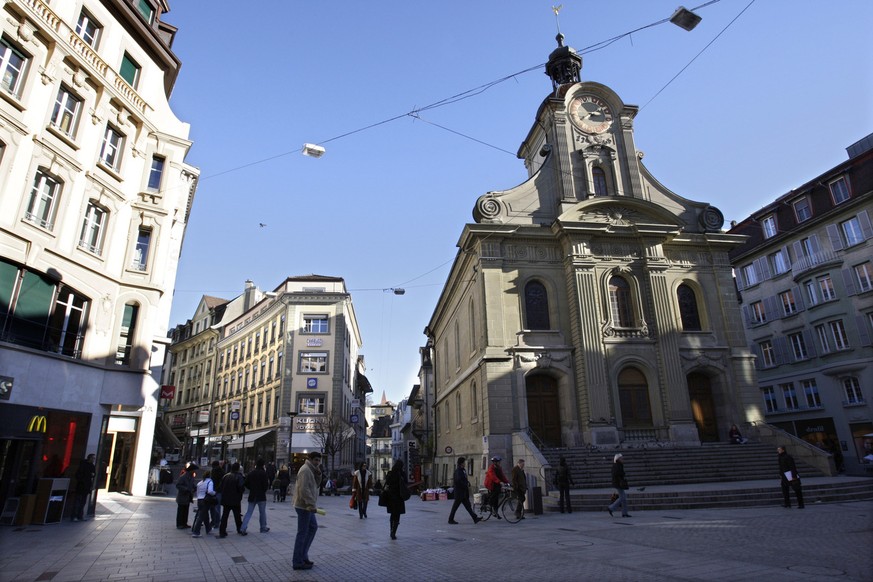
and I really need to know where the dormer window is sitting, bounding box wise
[792,197,811,223]
[761,215,777,239]
[829,176,850,205]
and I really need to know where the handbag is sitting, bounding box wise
[203,494,218,507]
[400,485,411,501]
[349,496,358,510]
[610,492,619,503]
[377,489,389,507]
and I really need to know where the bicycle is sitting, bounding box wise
[476,486,524,524]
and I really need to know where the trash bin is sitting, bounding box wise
[531,486,543,515]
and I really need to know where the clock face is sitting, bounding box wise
[569,95,613,134]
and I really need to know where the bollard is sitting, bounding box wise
[531,486,544,515]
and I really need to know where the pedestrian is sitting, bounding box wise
[191,469,216,538]
[554,456,575,513]
[217,462,245,537]
[484,456,509,519]
[71,453,96,521]
[175,462,197,529]
[777,446,805,509]
[266,460,277,486]
[352,462,373,519]
[210,460,225,525]
[382,459,410,540]
[240,457,270,534]
[277,464,291,502]
[292,451,323,571]
[510,458,528,520]
[607,453,631,518]
[729,424,748,444]
[448,457,481,525]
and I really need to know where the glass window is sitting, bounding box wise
[815,324,830,354]
[592,167,608,196]
[829,177,850,204]
[75,10,102,48]
[842,377,863,404]
[1,37,27,97]
[78,202,107,254]
[51,86,83,138]
[841,217,864,246]
[618,366,652,424]
[25,171,62,230]
[132,228,151,271]
[299,352,327,373]
[855,263,873,293]
[751,301,766,324]
[804,281,818,306]
[677,284,701,331]
[99,125,124,170]
[779,289,798,316]
[115,303,139,365]
[608,276,633,327]
[793,197,811,222]
[761,215,777,238]
[780,383,799,410]
[762,386,778,413]
[742,264,758,287]
[760,340,776,367]
[147,156,165,191]
[119,53,140,88]
[801,380,821,408]
[788,332,808,360]
[298,396,325,415]
[818,275,836,301]
[303,315,329,333]
[524,280,551,330]
[136,0,155,24]
[829,320,849,350]
[771,249,789,275]
[455,392,462,425]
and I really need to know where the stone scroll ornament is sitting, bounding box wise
[473,195,504,223]
[699,206,725,232]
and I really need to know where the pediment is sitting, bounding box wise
[557,197,684,236]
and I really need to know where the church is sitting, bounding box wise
[425,33,760,486]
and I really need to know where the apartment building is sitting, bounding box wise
[0,0,198,508]
[729,134,873,474]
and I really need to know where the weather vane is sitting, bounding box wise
[552,4,563,35]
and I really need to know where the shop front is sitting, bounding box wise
[0,403,92,519]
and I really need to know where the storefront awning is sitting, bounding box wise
[226,429,274,450]
[154,418,181,449]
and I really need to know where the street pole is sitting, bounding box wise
[241,422,251,471]
[287,411,297,470]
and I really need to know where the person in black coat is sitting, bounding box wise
[72,454,96,521]
[217,462,246,537]
[277,465,291,502]
[383,459,409,540]
[448,457,481,525]
[606,454,631,518]
[554,456,575,514]
[777,446,805,508]
[240,458,270,534]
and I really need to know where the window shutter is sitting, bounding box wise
[858,210,873,240]
[741,304,752,326]
[792,240,804,259]
[754,257,768,281]
[826,224,844,251]
[764,296,780,321]
[735,271,745,291]
[752,343,763,369]
[802,329,817,357]
[842,268,858,296]
[793,286,805,311]
[857,315,873,347]
[809,234,822,255]
[773,336,789,364]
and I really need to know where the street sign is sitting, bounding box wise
[230,411,240,420]
[231,400,241,411]
[351,398,360,409]
[306,378,318,389]
[160,385,176,400]
[350,414,359,424]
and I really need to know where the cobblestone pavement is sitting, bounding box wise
[1,492,870,582]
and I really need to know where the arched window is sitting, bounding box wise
[677,284,702,331]
[618,366,652,426]
[524,280,551,330]
[608,276,633,327]
[593,167,608,196]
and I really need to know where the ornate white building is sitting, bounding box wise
[0,0,198,506]
[426,36,759,487]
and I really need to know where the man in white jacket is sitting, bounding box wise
[292,451,322,571]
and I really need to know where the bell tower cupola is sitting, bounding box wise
[545,33,582,91]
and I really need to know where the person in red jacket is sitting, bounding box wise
[484,456,509,519]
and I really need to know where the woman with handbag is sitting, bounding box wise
[381,459,410,540]
[352,462,373,519]
[192,469,217,537]
[607,454,631,518]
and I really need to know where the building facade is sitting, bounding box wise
[426,36,759,488]
[728,134,873,474]
[0,0,198,507]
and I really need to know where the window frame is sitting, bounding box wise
[801,379,821,408]
[298,395,326,415]
[132,227,152,271]
[760,340,776,367]
[99,124,125,171]
[780,382,799,411]
[855,262,873,293]
[841,217,864,247]
[303,314,329,334]
[1,36,28,98]
[771,249,790,275]
[779,289,798,316]
[762,386,778,413]
[75,9,102,48]
[25,170,62,230]
[828,319,849,351]
[50,85,83,138]
[147,156,165,191]
[818,275,837,301]
[608,275,634,328]
[788,332,808,360]
[792,197,812,223]
[761,215,777,239]
[299,351,328,374]
[842,377,863,404]
[119,52,141,89]
[78,201,108,255]
[829,176,850,205]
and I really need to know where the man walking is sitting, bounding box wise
[240,458,270,534]
[217,462,245,537]
[209,460,225,526]
[448,457,481,525]
[510,458,528,520]
[72,454,96,521]
[554,456,575,513]
[292,451,323,571]
[777,446,805,508]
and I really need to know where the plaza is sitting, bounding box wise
[1,491,870,582]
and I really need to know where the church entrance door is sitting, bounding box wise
[525,375,562,447]
[688,372,719,442]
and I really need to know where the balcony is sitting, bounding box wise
[791,249,841,278]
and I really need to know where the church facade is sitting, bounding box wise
[426,36,760,486]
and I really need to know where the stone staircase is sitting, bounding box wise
[539,443,873,511]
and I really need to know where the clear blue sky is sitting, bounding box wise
[165,0,872,405]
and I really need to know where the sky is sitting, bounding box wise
[163,0,873,406]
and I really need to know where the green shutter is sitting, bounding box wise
[120,54,138,86]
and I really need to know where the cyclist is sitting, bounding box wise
[510,459,528,520]
[484,456,509,519]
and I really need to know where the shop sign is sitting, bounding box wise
[160,385,176,399]
[197,410,210,424]
[306,378,318,389]
[27,415,47,433]
[306,338,323,347]
[0,375,13,400]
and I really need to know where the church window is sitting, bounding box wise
[592,167,608,196]
[608,276,633,327]
[677,284,702,331]
[524,280,550,330]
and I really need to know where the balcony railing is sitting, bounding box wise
[791,249,840,276]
